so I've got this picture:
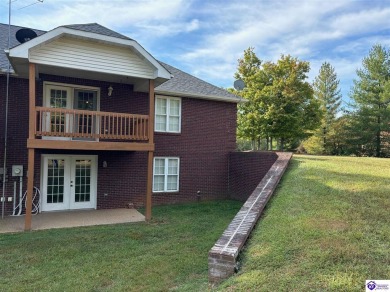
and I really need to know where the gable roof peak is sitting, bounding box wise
[61,23,133,41]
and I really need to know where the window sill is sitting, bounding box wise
[152,191,180,194]
[154,132,181,136]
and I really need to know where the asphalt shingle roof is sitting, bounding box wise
[156,62,240,102]
[62,23,133,41]
[0,23,239,102]
[0,23,45,71]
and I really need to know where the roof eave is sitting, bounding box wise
[155,89,244,103]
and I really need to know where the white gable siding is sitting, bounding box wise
[29,36,156,79]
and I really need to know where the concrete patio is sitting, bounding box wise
[0,208,145,234]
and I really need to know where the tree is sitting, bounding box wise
[233,49,322,151]
[260,55,321,150]
[233,48,267,149]
[312,62,342,153]
[350,44,390,157]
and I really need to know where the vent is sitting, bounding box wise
[15,28,38,44]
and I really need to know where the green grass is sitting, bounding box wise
[0,200,242,292]
[219,155,390,291]
[2,156,389,291]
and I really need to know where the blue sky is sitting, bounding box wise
[1,0,390,107]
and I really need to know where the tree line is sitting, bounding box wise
[232,45,390,157]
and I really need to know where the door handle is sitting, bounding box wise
[70,181,73,187]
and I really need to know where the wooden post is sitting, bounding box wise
[25,63,36,231]
[148,79,154,145]
[25,149,34,231]
[146,151,153,221]
[145,79,155,221]
[28,63,36,139]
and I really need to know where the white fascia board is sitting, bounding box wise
[154,89,244,103]
[8,27,171,80]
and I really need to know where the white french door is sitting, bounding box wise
[41,155,97,212]
[44,85,72,139]
[44,84,99,141]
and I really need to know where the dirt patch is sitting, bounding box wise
[306,218,349,231]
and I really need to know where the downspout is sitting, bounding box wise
[2,0,11,219]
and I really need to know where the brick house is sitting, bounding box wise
[0,23,240,230]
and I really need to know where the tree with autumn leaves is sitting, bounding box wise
[234,45,390,156]
[233,48,321,151]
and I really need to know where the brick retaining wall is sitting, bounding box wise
[229,151,278,201]
[209,152,292,284]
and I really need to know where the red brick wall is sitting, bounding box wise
[0,74,237,214]
[228,151,278,201]
[0,76,30,215]
[154,97,237,205]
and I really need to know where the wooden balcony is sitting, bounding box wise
[27,107,154,151]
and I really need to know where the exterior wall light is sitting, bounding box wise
[108,86,113,97]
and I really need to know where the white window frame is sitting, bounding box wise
[155,95,181,133]
[153,157,180,193]
[44,82,101,111]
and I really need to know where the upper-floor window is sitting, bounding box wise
[155,96,181,133]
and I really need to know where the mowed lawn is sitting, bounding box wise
[0,200,242,291]
[219,155,390,291]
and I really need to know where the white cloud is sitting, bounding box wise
[2,0,389,98]
[134,18,200,37]
[170,0,390,95]
[9,0,191,33]
[330,7,390,36]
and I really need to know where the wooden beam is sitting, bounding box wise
[27,139,155,151]
[28,63,36,139]
[145,79,155,221]
[25,149,34,231]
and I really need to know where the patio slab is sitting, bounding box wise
[0,208,145,234]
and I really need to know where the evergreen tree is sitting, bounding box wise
[350,44,390,157]
[311,62,342,153]
[313,62,342,122]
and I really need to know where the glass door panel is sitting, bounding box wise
[49,89,67,133]
[47,159,65,203]
[74,160,91,203]
[41,157,70,211]
[44,86,72,139]
[73,90,98,140]
[70,156,96,209]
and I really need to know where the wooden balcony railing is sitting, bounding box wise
[35,107,149,141]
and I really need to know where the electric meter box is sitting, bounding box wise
[12,165,23,177]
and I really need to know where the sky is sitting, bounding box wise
[1,0,390,107]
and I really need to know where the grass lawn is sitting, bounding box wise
[0,200,242,291]
[219,155,390,291]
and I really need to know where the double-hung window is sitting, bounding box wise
[153,157,180,192]
[155,96,181,133]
